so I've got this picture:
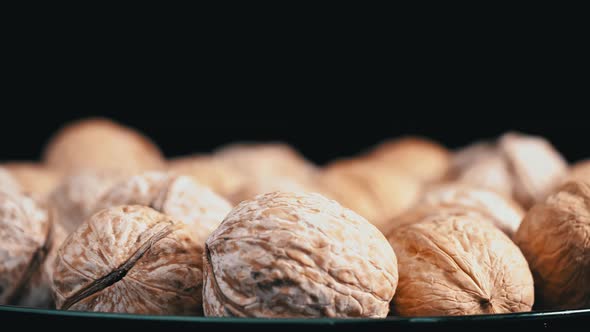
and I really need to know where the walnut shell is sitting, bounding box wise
[456,155,514,197]
[1,163,61,196]
[168,155,246,198]
[388,214,534,316]
[514,181,590,309]
[367,137,451,183]
[0,167,21,194]
[94,172,231,244]
[49,171,123,233]
[0,191,64,307]
[319,161,421,232]
[43,118,165,174]
[419,183,524,237]
[228,176,318,205]
[567,160,590,184]
[499,132,568,208]
[52,205,203,315]
[203,191,398,318]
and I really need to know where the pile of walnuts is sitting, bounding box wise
[1,118,589,318]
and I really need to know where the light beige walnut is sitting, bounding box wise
[567,160,590,184]
[418,183,524,237]
[456,155,514,197]
[43,118,165,174]
[367,137,451,184]
[93,172,231,244]
[0,191,66,308]
[388,214,534,316]
[203,191,398,318]
[514,181,590,310]
[0,167,21,194]
[228,176,319,205]
[49,171,123,233]
[319,160,421,232]
[52,205,203,315]
[1,162,61,196]
[168,155,246,199]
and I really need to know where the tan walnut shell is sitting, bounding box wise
[93,172,232,244]
[418,183,524,237]
[50,171,123,233]
[43,118,165,174]
[0,167,22,194]
[388,213,534,316]
[203,191,398,318]
[1,163,61,196]
[52,205,203,315]
[567,160,590,184]
[514,181,590,310]
[0,191,65,307]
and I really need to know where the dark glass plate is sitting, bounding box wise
[1,305,589,331]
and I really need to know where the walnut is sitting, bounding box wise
[1,163,61,196]
[93,172,232,244]
[0,191,66,308]
[168,155,246,198]
[367,137,451,183]
[417,183,525,237]
[388,213,534,316]
[319,160,421,232]
[49,171,123,233]
[203,191,398,318]
[0,167,21,194]
[514,181,590,310]
[228,176,318,205]
[452,133,568,208]
[567,160,590,184]
[52,205,203,314]
[43,118,165,174]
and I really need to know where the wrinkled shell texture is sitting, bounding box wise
[1,162,61,196]
[52,205,203,315]
[319,161,421,232]
[514,181,590,309]
[50,171,122,233]
[204,191,398,318]
[0,167,22,194]
[43,118,165,173]
[499,133,567,208]
[0,191,55,307]
[420,184,524,237]
[168,155,246,198]
[94,172,232,244]
[368,137,451,183]
[389,214,534,316]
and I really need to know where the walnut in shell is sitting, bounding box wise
[52,205,203,315]
[319,160,421,232]
[228,176,318,205]
[388,213,534,316]
[567,160,590,184]
[418,183,525,237]
[49,171,123,233]
[204,191,398,318]
[514,181,590,309]
[43,118,165,174]
[1,163,61,196]
[94,172,232,244]
[0,167,21,194]
[367,136,451,183]
[0,191,65,307]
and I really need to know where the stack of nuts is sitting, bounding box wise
[1,117,589,319]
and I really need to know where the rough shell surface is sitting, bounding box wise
[1,162,61,196]
[0,191,56,307]
[94,172,232,244]
[367,137,451,183]
[419,183,524,237]
[499,132,568,208]
[168,155,246,198]
[43,118,165,173]
[514,181,590,309]
[50,171,123,233]
[52,205,203,315]
[0,167,21,194]
[319,161,421,232]
[204,191,398,318]
[389,214,534,316]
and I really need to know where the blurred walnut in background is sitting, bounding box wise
[1,163,61,196]
[567,160,590,184]
[43,118,165,174]
[0,167,22,195]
